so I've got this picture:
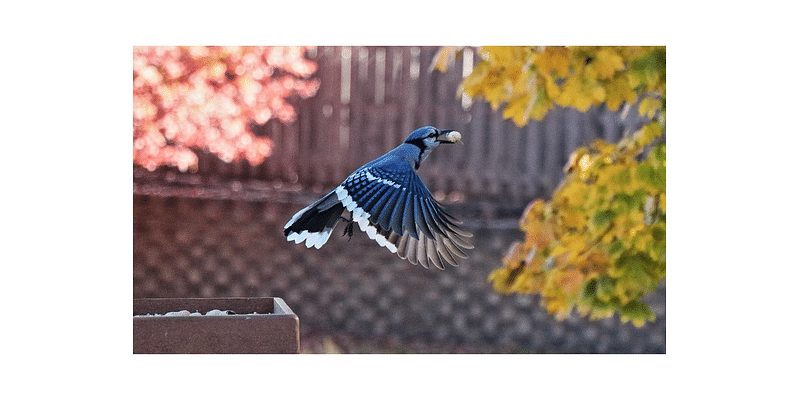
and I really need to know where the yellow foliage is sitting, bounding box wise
[448,46,665,128]
[439,46,666,326]
[494,122,665,326]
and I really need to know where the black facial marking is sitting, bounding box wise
[407,138,427,152]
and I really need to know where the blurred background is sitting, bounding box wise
[133,46,665,353]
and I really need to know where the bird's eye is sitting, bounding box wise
[427,132,437,138]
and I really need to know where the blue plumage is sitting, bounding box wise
[284,126,472,269]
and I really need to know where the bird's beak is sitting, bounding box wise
[437,130,463,144]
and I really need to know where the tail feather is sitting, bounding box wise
[284,191,345,249]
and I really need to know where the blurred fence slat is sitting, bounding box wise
[155,46,645,206]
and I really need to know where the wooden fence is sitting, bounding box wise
[188,46,647,205]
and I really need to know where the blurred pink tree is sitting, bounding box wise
[133,46,320,172]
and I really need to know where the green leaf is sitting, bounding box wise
[636,164,665,188]
[614,192,636,212]
[596,276,616,302]
[650,142,666,164]
[653,166,666,191]
[631,188,649,207]
[629,47,666,92]
[582,279,598,298]
[593,209,616,227]
[613,168,632,185]
[652,226,666,242]
[608,240,624,254]
[619,300,655,327]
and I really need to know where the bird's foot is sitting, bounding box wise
[340,215,354,241]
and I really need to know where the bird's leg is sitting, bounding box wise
[340,213,355,240]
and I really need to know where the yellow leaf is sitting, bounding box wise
[519,199,545,229]
[563,233,586,255]
[576,150,597,173]
[638,121,664,145]
[461,62,489,96]
[579,152,595,174]
[545,296,568,316]
[542,74,560,98]
[591,85,606,103]
[533,47,570,77]
[562,212,586,230]
[432,46,458,72]
[564,148,586,174]
[483,46,514,64]
[503,96,532,126]
[622,210,645,236]
[485,84,508,110]
[551,245,568,258]
[501,241,522,266]
[510,269,544,293]
[587,48,625,79]
[557,269,585,296]
[556,76,596,112]
[589,308,615,320]
[605,75,636,110]
[555,180,588,206]
[595,164,625,188]
[511,68,535,98]
[638,97,661,119]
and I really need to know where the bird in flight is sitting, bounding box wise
[284,126,473,269]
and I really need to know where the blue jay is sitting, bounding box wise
[284,126,473,269]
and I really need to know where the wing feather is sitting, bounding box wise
[314,163,471,268]
[374,186,403,230]
[389,189,408,235]
[413,196,434,239]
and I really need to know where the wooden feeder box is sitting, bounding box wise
[133,297,299,354]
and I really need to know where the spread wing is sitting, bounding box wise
[334,165,473,269]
